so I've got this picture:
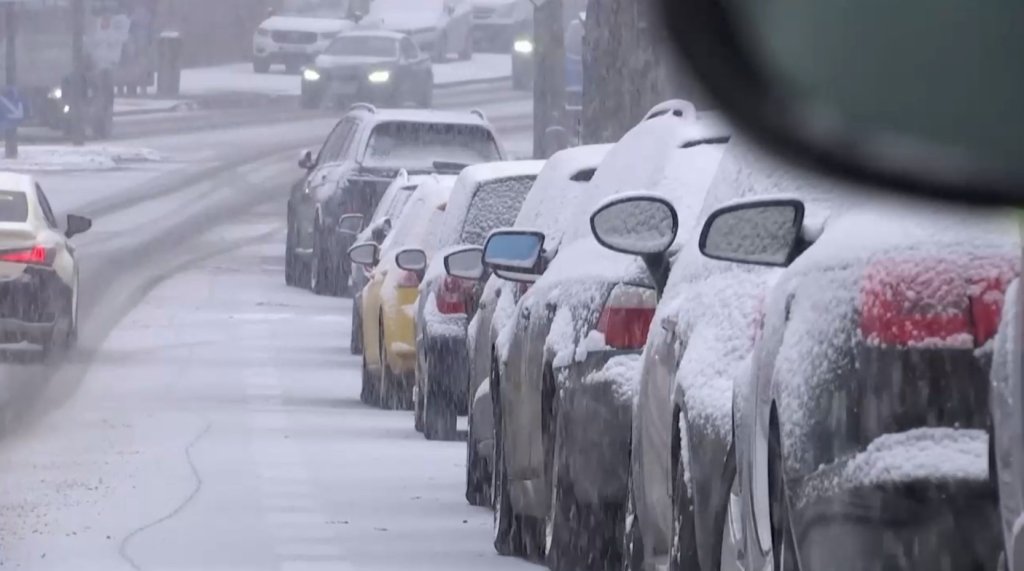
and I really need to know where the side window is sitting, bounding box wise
[400,37,419,61]
[319,118,356,164]
[35,185,59,230]
[337,118,363,160]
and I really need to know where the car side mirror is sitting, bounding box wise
[483,229,546,282]
[698,199,806,267]
[298,149,315,170]
[444,246,485,281]
[65,214,92,239]
[395,248,428,278]
[348,241,380,267]
[591,193,679,296]
[338,214,364,236]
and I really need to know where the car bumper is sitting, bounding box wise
[423,327,470,410]
[0,269,67,343]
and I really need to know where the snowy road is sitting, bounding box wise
[0,199,537,570]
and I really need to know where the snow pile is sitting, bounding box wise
[421,291,466,338]
[582,354,643,404]
[0,145,163,172]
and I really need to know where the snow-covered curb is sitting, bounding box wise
[0,146,164,172]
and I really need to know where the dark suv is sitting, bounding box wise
[285,103,507,296]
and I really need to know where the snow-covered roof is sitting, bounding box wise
[378,174,458,267]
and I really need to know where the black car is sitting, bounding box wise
[300,31,434,110]
[285,104,507,296]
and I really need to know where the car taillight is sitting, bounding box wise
[596,284,657,350]
[436,275,475,315]
[397,270,420,288]
[859,257,1017,348]
[0,245,54,266]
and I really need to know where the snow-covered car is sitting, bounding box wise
[349,174,458,408]
[348,169,430,355]
[362,0,474,62]
[470,0,532,51]
[454,144,611,507]
[0,173,91,353]
[409,160,544,440]
[300,30,434,110]
[252,6,356,74]
[285,105,505,296]
[700,182,1018,571]
[599,140,838,571]
[485,100,729,567]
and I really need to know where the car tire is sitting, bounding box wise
[285,213,300,287]
[417,82,434,108]
[493,367,522,555]
[465,403,490,506]
[310,224,343,296]
[253,58,271,73]
[622,470,646,571]
[414,382,425,432]
[423,347,457,440]
[350,298,363,355]
[768,414,799,571]
[669,412,701,571]
[458,33,473,61]
[360,349,380,406]
[433,33,448,63]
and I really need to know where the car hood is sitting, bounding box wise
[260,16,355,33]
[314,54,396,69]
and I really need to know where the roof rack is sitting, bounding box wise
[469,108,487,121]
[349,102,377,114]
[643,99,696,122]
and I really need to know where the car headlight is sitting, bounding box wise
[368,70,391,83]
[303,68,322,82]
[513,39,534,54]
[48,87,63,100]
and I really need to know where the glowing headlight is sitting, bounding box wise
[48,87,63,100]
[513,40,534,54]
[62,105,71,114]
[368,70,391,83]
[302,68,321,82]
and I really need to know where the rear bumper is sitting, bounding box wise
[0,269,67,343]
[423,330,470,412]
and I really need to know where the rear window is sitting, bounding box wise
[0,191,28,222]
[363,122,502,170]
[459,175,537,245]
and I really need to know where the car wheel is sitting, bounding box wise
[360,349,380,406]
[458,33,473,60]
[768,413,799,571]
[310,224,335,296]
[285,214,299,287]
[465,402,490,506]
[493,366,522,555]
[622,469,646,571]
[417,81,434,108]
[414,382,425,432]
[253,58,271,73]
[350,298,363,355]
[670,413,701,571]
[423,347,457,440]
[433,33,448,62]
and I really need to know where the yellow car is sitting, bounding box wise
[350,175,457,409]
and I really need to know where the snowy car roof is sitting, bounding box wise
[334,29,407,40]
[355,107,495,128]
[378,174,458,266]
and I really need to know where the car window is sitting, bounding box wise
[400,37,419,60]
[35,186,59,229]
[459,175,537,246]
[336,118,362,160]
[389,185,416,217]
[319,118,357,164]
[0,190,28,223]
[363,122,502,170]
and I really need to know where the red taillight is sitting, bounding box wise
[0,245,53,266]
[436,275,474,314]
[859,257,1017,348]
[397,270,420,288]
[596,284,657,350]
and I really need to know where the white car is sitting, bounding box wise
[253,13,355,74]
[0,173,91,353]
[362,0,474,62]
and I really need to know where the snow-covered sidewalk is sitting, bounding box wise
[0,145,164,173]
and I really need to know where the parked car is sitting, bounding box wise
[362,0,474,62]
[453,144,612,507]
[470,0,532,52]
[409,160,544,440]
[300,30,433,110]
[699,181,1017,571]
[285,105,505,296]
[253,8,355,74]
[349,175,459,409]
[348,169,429,356]
[485,100,729,568]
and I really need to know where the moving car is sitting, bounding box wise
[411,160,544,441]
[363,0,474,62]
[0,173,91,353]
[470,0,532,52]
[455,143,611,507]
[252,4,356,74]
[300,31,433,110]
[486,101,727,568]
[285,104,506,296]
[699,180,1017,571]
[349,175,458,409]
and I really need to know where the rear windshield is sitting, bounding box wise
[0,191,28,222]
[326,36,397,57]
[363,122,502,170]
[460,175,538,245]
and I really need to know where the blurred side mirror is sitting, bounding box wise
[348,242,380,267]
[298,149,315,170]
[338,214,364,236]
[65,214,92,239]
[444,246,485,281]
[699,199,806,267]
[483,229,546,276]
[395,248,428,274]
[590,193,679,256]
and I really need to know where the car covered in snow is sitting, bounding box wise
[485,100,729,567]
[699,178,1018,571]
[361,0,474,62]
[348,174,458,408]
[347,170,430,355]
[285,104,505,296]
[300,31,434,110]
[454,144,611,507]
[407,160,544,441]
[252,2,357,74]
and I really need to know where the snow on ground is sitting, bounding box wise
[114,97,199,117]
[0,145,164,173]
[0,200,536,571]
[181,54,511,97]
